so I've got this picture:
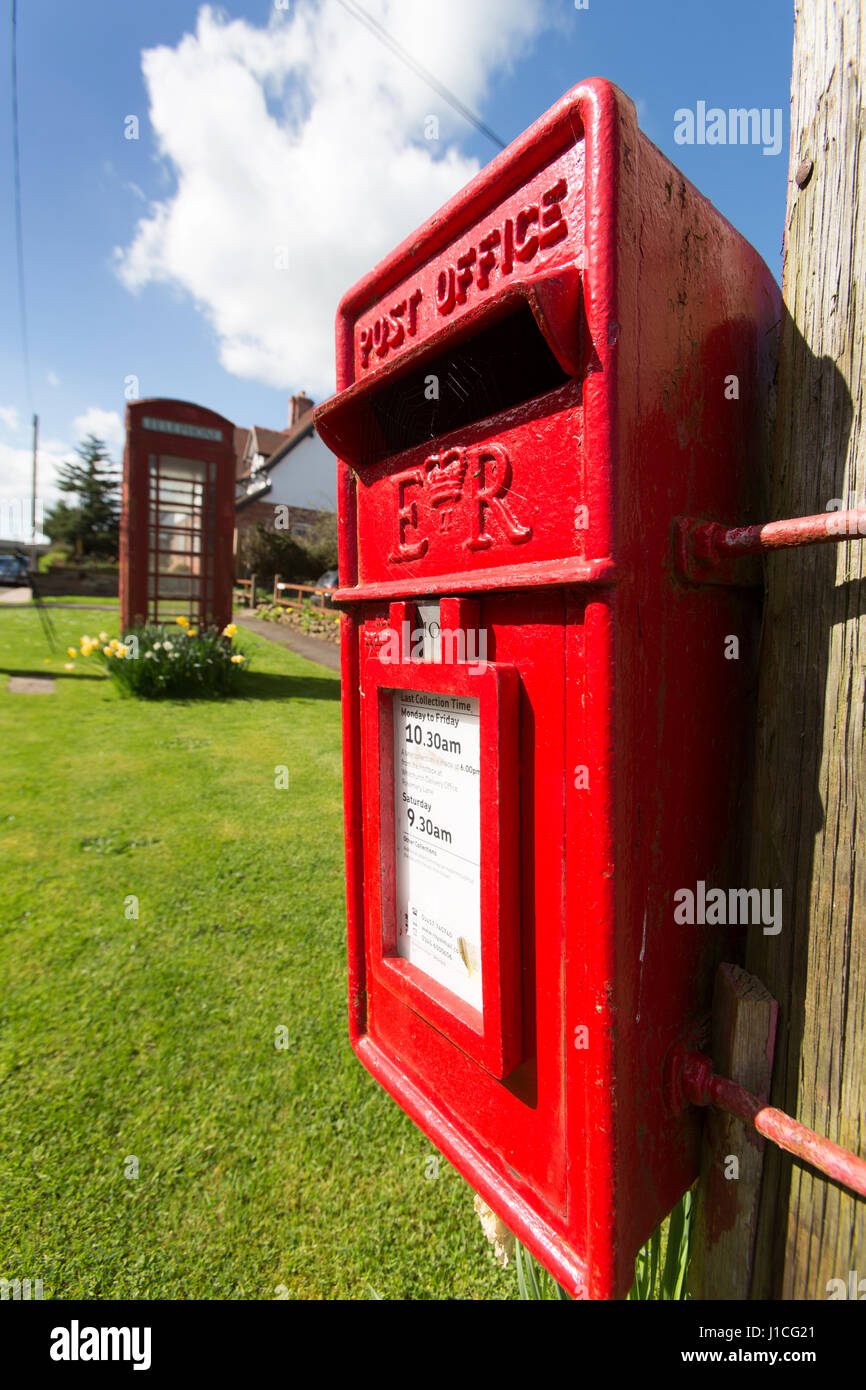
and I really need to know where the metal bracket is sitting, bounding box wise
[674,509,866,586]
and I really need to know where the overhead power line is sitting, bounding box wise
[10,0,33,408]
[332,0,507,151]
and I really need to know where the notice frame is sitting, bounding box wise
[362,654,521,1079]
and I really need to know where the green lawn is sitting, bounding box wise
[12,594,120,605]
[0,607,513,1300]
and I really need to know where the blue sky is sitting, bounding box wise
[1,0,794,537]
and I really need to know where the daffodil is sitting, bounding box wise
[99,631,109,642]
[176,616,189,628]
[64,663,75,671]
[223,623,238,638]
[67,647,77,657]
[188,628,198,637]
[230,653,245,665]
[103,646,112,656]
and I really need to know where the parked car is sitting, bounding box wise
[0,553,30,586]
[314,570,339,608]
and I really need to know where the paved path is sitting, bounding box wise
[7,676,55,693]
[235,612,340,674]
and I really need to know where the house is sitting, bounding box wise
[234,393,337,543]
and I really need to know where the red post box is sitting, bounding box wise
[120,398,236,633]
[315,79,780,1299]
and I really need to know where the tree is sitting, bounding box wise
[238,514,338,583]
[44,434,120,558]
[302,511,338,575]
[238,523,316,584]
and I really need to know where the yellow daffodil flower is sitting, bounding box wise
[230,653,245,664]
[223,623,238,638]
[67,647,77,657]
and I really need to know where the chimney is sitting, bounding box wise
[289,392,314,428]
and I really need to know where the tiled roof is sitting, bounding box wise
[251,426,289,458]
[235,409,316,484]
[233,427,251,477]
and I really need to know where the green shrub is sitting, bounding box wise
[238,525,314,584]
[237,514,338,584]
[38,546,72,573]
[73,620,249,700]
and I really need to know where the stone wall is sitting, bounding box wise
[37,567,119,597]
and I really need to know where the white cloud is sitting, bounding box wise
[46,371,60,387]
[0,411,124,539]
[0,406,21,431]
[114,0,547,396]
[0,438,68,542]
[72,407,125,450]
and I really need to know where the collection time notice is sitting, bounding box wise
[392,691,482,1013]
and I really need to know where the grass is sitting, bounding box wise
[627,1189,693,1300]
[28,594,120,604]
[0,606,514,1300]
[0,594,120,611]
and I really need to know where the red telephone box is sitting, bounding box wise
[120,399,236,632]
[315,79,781,1299]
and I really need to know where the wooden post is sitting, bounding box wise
[746,0,865,1299]
[30,413,38,572]
[273,573,280,604]
[249,573,257,609]
[687,965,778,1300]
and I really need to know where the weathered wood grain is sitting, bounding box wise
[688,965,778,1300]
[746,0,865,1300]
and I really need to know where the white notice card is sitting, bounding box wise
[392,691,482,1014]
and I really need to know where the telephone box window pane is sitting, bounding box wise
[158,456,206,482]
[392,691,482,1013]
[157,576,199,599]
[155,551,202,575]
[150,530,201,556]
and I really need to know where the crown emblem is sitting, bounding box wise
[425,449,467,531]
